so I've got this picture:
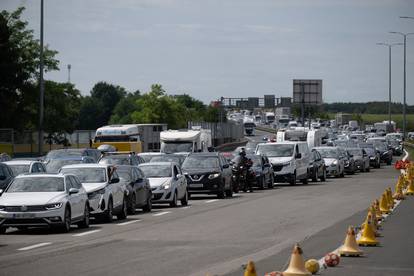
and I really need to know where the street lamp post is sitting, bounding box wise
[389,31,414,140]
[38,0,44,156]
[376,42,402,128]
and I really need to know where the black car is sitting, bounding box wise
[368,140,392,165]
[358,143,381,168]
[338,147,356,174]
[98,152,145,166]
[44,148,101,162]
[0,163,14,190]
[388,139,403,156]
[246,154,274,189]
[181,152,233,199]
[116,165,152,214]
[308,149,326,182]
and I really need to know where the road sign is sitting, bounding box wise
[293,79,323,105]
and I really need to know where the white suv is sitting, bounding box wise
[256,141,310,185]
[61,164,128,222]
[0,174,90,233]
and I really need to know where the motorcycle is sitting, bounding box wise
[231,160,254,193]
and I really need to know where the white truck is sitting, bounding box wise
[265,112,275,124]
[243,116,256,136]
[276,128,325,150]
[160,129,212,154]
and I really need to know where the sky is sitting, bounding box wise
[2,0,414,104]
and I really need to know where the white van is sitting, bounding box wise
[255,141,310,185]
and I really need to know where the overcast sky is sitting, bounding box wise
[2,0,414,104]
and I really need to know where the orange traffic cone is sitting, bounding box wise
[283,244,311,276]
[379,193,391,214]
[369,205,381,228]
[338,226,363,256]
[386,188,394,209]
[374,200,383,221]
[361,212,379,236]
[357,219,379,246]
[393,182,405,200]
[244,261,257,276]
[405,178,414,196]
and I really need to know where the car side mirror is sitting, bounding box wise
[295,153,302,159]
[222,164,229,169]
[0,175,6,181]
[110,178,120,184]
[69,188,79,195]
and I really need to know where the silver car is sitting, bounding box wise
[3,160,46,175]
[60,164,128,222]
[0,174,90,233]
[138,162,188,207]
[347,148,370,172]
[314,147,345,178]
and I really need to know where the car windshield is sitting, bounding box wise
[99,156,130,165]
[161,142,193,153]
[46,159,83,173]
[7,177,64,193]
[117,170,132,182]
[45,150,83,160]
[139,165,171,178]
[138,155,161,162]
[8,165,30,175]
[317,149,339,159]
[150,156,182,165]
[348,149,362,156]
[60,168,107,183]
[256,144,294,157]
[182,156,219,169]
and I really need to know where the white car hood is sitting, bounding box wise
[81,182,107,193]
[0,192,65,206]
[324,158,337,166]
[148,178,170,188]
[268,157,293,164]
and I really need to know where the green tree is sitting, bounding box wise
[109,90,141,124]
[0,7,59,130]
[77,96,104,130]
[131,84,187,129]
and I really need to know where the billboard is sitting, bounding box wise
[293,79,323,105]
[264,95,275,108]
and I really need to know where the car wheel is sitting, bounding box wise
[181,190,189,206]
[289,172,296,185]
[340,170,345,177]
[117,196,128,220]
[127,193,136,215]
[104,198,114,223]
[60,206,71,233]
[361,164,365,172]
[78,204,90,229]
[259,176,265,190]
[320,168,326,182]
[366,165,370,172]
[301,175,308,184]
[268,175,274,189]
[170,191,178,207]
[143,196,152,212]
[217,184,225,199]
[311,168,318,182]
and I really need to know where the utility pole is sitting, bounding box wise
[376,42,402,128]
[67,64,71,83]
[38,0,44,156]
[300,82,305,127]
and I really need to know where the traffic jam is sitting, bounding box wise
[0,123,403,234]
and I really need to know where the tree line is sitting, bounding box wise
[0,7,222,136]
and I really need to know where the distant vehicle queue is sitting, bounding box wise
[0,121,404,234]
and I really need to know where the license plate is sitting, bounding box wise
[189,184,203,188]
[13,213,35,219]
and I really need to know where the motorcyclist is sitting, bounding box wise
[237,148,253,192]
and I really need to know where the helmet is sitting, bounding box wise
[239,148,246,157]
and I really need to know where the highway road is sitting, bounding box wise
[0,130,400,276]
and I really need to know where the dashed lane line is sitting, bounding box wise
[18,242,52,251]
[72,229,101,237]
[152,211,171,217]
[205,199,219,203]
[117,220,141,226]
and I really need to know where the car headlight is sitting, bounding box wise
[370,156,375,160]
[333,160,338,165]
[208,173,221,179]
[45,203,63,210]
[161,182,171,190]
[88,188,106,199]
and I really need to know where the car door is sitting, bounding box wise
[261,156,269,182]
[111,170,124,208]
[172,165,183,199]
[65,176,80,219]
[133,168,145,205]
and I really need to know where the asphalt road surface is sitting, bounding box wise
[0,130,401,276]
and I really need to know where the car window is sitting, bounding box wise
[70,176,82,189]
[65,177,73,192]
[38,163,46,172]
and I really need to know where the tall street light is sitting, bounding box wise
[38,0,45,156]
[376,42,402,127]
[389,31,414,140]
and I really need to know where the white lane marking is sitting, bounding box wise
[153,211,171,217]
[18,242,52,251]
[117,219,141,226]
[205,199,219,203]
[72,229,101,237]
[181,206,191,209]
